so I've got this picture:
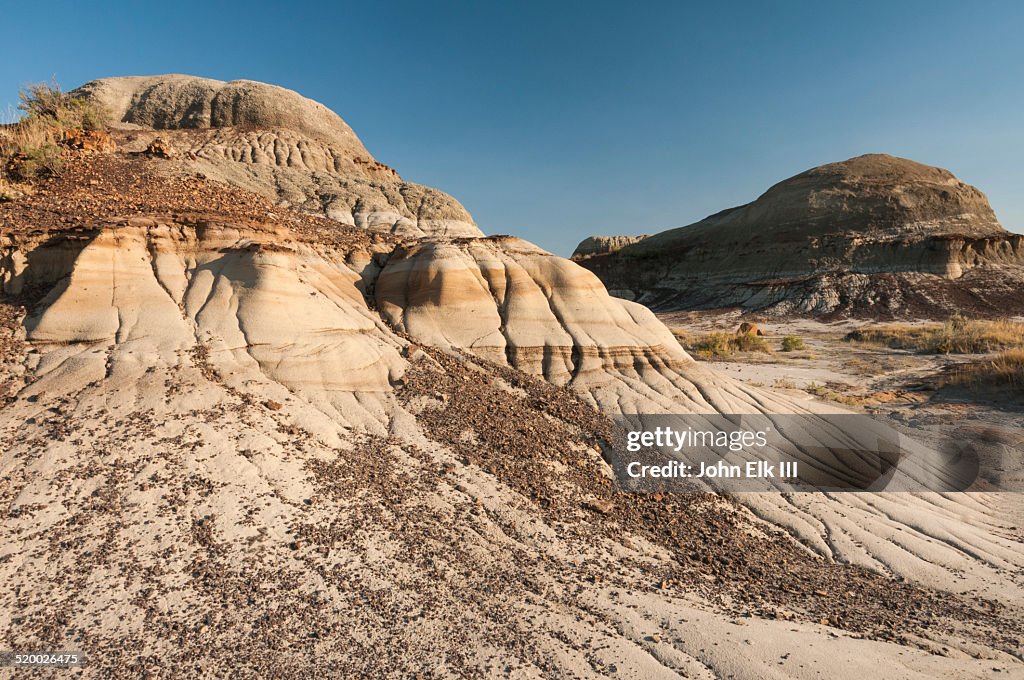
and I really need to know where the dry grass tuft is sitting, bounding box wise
[942,349,1024,391]
[804,381,862,406]
[845,316,1024,354]
[17,81,107,131]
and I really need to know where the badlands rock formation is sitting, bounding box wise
[571,234,650,259]
[0,79,1021,676]
[576,154,1024,317]
[74,75,481,238]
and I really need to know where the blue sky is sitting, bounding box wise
[2,1,1021,255]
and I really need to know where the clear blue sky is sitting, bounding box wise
[2,1,1022,255]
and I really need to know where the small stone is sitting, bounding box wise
[144,138,175,159]
[583,499,615,515]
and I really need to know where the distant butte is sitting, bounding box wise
[574,154,1024,318]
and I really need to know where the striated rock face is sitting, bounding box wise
[570,234,650,259]
[579,154,1024,317]
[74,75,481,238]
[8,220,406,428]
[373,236,750,416]
[376,237,687,380]
[76,75,365,147]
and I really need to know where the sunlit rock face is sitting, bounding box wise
[75,75,482,238]
[578,154,1024,317]
[571,234,651,260]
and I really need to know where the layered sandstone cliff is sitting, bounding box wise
[576,155,1024,317]
[571,234,650,259]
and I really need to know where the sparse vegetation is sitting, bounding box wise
[731,332,771,353]
[781,335,805,352]
[845,316,1024,354]
[18,81,107,131]
[12,141,64,179]
[0,80,108,181]
[941,349,1024,391]
[684,331,773,358]
[669,327,690,345]
[804,381,863,407]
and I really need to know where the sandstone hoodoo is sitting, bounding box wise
[73,75,481,238]
[575,154,1024,317]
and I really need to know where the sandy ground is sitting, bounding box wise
[659,309,1024,490]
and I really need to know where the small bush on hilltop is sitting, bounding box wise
[18,81,107,131]
[0,80,108,181]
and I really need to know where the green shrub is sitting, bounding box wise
[689,332,734,357]
[1,80,107,182]
[781,335,805,352]
[732,333,771,353]
[686,331,773,358]
[18,81,107,131]
[16,142,64,178]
